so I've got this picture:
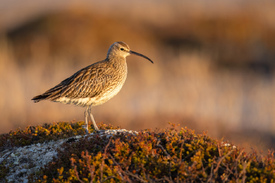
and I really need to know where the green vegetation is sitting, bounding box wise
[1,122,274,182]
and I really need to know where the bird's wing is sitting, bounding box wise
[33,61,114,102]
[59,65,109,99]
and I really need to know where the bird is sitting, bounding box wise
[32,41,153,133]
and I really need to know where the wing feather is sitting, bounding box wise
[32,60,115,102]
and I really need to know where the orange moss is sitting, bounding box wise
[1,122,274,182]
[18,123,275,182]
[0,121,118,151]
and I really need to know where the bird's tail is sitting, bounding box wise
[32,83,64,103]
[31,94,50,103]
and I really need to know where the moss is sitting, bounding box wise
[25,123,275,182]
[1,122,274,182]
[0,160,9,181]
[0,121,118,151]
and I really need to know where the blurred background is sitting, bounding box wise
[0,0,275,152]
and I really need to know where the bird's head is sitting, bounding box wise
[107,42,153,63]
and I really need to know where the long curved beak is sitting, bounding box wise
[130,50,154,64]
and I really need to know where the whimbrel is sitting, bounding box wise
[32,42,153,133]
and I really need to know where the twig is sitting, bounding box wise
[234,149,244,183]
[240,160,250,183]
[101,176,120,182]
[101,138,112,182]
[207,149,234,182]
[123,171,148,183]
[156,140,171,158]
[163,176,174,183]
[179,140,185,163]
[214,150,234,174]
[108,154,128,182]
[109,154,149,183]
[73,164,84,183]
[177,140,185,183]
[208,163,215,183]
[156,139,173,180]
[83,150,95,183]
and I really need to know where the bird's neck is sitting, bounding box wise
[107,56,127,70]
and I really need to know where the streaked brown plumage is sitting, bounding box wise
[32,42,153,133]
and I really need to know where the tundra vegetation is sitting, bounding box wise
[0,122,274,182]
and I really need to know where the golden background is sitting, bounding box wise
[1,0,275,152]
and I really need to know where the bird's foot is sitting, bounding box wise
[82,125,90,134]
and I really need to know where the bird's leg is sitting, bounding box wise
[88,106,99,131]
[84,107,90,134]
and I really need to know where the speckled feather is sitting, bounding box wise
[32,42,153,132]
[32,57,127,107]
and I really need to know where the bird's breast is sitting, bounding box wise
[93,65,127,106]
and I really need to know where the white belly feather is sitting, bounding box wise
[55,74,126,107]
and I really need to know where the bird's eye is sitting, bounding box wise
[120,48,125,51]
